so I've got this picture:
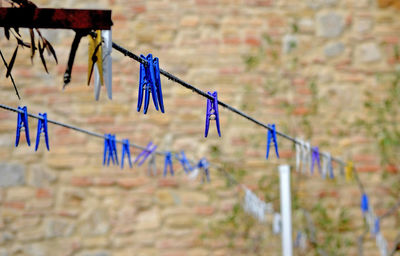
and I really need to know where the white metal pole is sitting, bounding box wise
[279,164,293,256]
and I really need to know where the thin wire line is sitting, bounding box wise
[111,41,371,193]
[380,199,400,220]
[0,103,166,156]
[111,41,400,253]
[111,42,344,164]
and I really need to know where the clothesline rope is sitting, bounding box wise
[110,41,400,251]
[111,41,373,193]
[0,103,165,155]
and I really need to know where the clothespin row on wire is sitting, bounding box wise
[4,103,391,254]
[294,138,357,181]
[9,104,210,180]
[358,194,400,256]
[15,106,49,151]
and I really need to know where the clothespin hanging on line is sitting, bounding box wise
[103,134,118,166]
[93,30,113,100]
[35,113,49,151]
[374,217,380,235]
[204,91,221,137]
[197,158,210,182]
[120,139,132,169]
[310,146,321,175]
[134,142,157,166]
[164,152,174,177]
[88,31,104,88]
[295,139,302,172]
[15,106,31,147]
[273,213,281,234]
[177,151,193,173]
[327,153,334,179]
[301,141,311,174]
[322,152,333,179]
[137,54,164,114]
[361,193,369,214]
[148,154,157,176]
[266,124,279,159]
[345,161,354,182]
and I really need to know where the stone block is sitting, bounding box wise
[79,208,110,236]
[28,165,57,187]
[324,42,345,58]
[0,163,25,187]
[44,218,75,238]
[355,42,381,63]
[135,208,160,231]
[316,12,344,38]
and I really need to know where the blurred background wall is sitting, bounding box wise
[0,0,399,255]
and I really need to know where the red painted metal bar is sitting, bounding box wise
[0,7,112,30]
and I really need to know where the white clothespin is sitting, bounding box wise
[376,232,388,256]
[301,141,311,174]
[242,187,268,223]
[102,30,112,100]
[188,167,200,180]
[273,213,281,234]
[321,152,328,179]
[295,139,302,172]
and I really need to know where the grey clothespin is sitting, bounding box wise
[322,152,329,179]
[94,30,112,100]
[147,154,157,176]
[102,30,112,100]
[301,141,311,174]
[273,213,281,234]
[376,232,388,256]
[295,139,302,172]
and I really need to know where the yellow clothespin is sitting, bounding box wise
[87,30,104,86]
[345,161,354,182]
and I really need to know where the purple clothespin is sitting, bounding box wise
[134,142,157,166]
[15,106,31,147]
[266,124,279,159]
[198,158,210,182]
[35,113,49,151]
[164,152,174,177]
[177,151,193,173]
[361,193,369,214]
[204,91,221,137]
[310,146,321,174]
[121,139,132,169]
[103,134,118,166]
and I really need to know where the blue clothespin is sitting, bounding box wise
[164,152,174,177]
[328,155,334,179]
[137,54,164,114]
[266,124,279,159]
[103,134,118,166]
[121,139,133,169]
[134,142,157,166]
[204,91,221,137]
[177,151,193,173]
[15,106,31,147]
[310,147,321,174]
[361,193,369,214]
[374,217,380,235]
[35,113,49,151]
[198,158,210,182]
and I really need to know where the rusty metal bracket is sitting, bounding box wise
[0,7,112,30]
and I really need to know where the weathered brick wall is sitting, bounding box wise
[0,0,399,255]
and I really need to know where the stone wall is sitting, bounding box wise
[0,0,399,255]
